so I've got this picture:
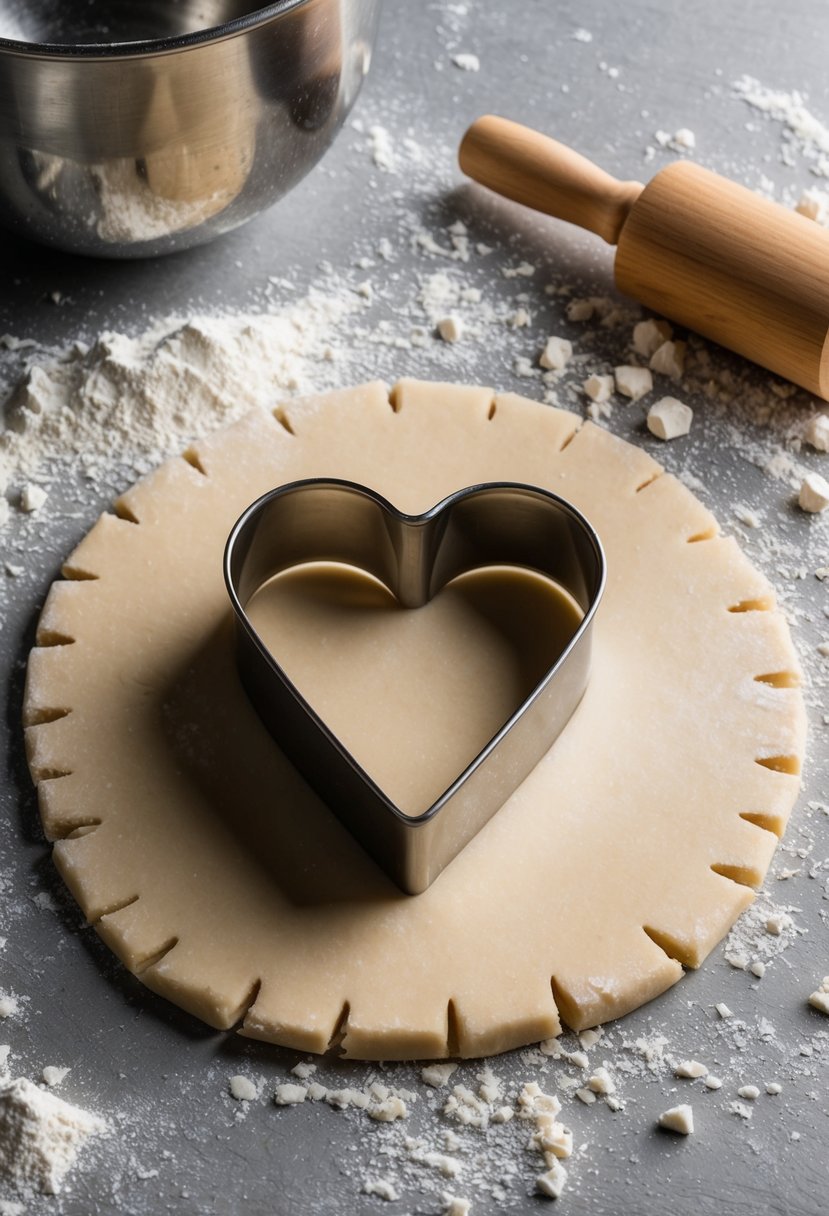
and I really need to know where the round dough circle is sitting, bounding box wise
[24,380,805,1059]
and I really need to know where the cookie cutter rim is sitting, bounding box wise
[224,478,606,896]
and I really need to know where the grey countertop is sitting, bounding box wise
[2,2,829,1213]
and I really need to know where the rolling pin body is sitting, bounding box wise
[460,115,829,399]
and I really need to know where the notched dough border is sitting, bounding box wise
[23,379,807,1059]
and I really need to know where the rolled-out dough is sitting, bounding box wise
[247,564,584,816]
[24,380,806,1059]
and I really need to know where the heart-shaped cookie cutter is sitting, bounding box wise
[224,479,605,895]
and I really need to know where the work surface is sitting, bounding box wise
[2,1,828,1213]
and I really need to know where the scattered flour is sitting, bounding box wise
[654,128,697,153]
[2,69,829,1215]
[734,76,829,175]
[0,291,361,504]
[0,1078,105,1196]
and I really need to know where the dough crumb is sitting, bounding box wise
[658,1104,694,1135]
[290,1061,317,1080]
[796,187,829,223]
[362,1178,399,1201]
[538,1038,562,1059]
[421,1063,459,1088]
[704,1076,723,1090]
[565,1050,589,1070]
[273,1083,307,1106]
[726,951,749,970]
[0,1077,106,1195]
[437,316,464,343]
[368,125,397,173]
[532,1118,573,1159]
[517,1082,561,1120]
[476,1066,502,1104]
[647,396,693,440]
[491,1105,514,1124]
[325,1087,369,1111]
[737,1085,760,1100]
[632,318,673,358]
[502,260,536,278]
[41,1067,70,1089]
[587,1066,615,1095]
[571,27,593,42]
[750,961,766,978]
[536,1159,568,1199]
[451,52,480,71]
[614,365,653,400]
[674,1060,708,1079]
[19,484,47,514]
[539,336,573,371]
[368,1096,408,1122]
[578,1027,603,1049]
[765,913,792,936]
[715,1002,733,1019]
[583,373,614,403]
[410,1148,461,1178]
[0,997,19,1021]
[798,472,829,513]
[228,1075,258,1102]
[443,1196,472,1216]
[574,1087,596,1105]
[733,505,762,529]
[566,298,594,322]
[444,1085,490,1129]
[765,1082,783,1095]
[649,339,686,380]
[808,977,829,1015]
[805,414,829,451]
[513,355,537,378]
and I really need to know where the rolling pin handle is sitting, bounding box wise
[459,115,644,245]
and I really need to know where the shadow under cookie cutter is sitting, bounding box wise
[224,479,606,895]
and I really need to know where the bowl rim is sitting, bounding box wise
[0,0,310,59]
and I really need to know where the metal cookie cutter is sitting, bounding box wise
[224,479,606,895]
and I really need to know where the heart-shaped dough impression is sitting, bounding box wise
[226,479,604,893]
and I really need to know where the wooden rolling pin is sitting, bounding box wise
[459,115,829,399]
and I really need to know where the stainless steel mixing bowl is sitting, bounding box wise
[0,0,381,257]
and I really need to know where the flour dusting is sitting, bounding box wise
[0,1079,105,1196]
[1,24,829,1212]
